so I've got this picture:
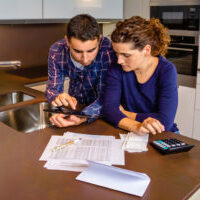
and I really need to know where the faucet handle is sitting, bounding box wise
[0,60,21,69]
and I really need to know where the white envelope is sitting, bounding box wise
[76,161,150,197]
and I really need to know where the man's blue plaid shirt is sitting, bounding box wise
[45,36,117,122]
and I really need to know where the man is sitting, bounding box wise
[45,14,116,127]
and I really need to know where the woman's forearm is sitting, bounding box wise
[118,118,148,135]
[119,106,137,120]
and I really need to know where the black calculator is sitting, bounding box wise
[151,138,194,155]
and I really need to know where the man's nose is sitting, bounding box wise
[82,53,89,63]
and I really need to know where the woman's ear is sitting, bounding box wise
[98,34,102,43]
[143,45,151,56]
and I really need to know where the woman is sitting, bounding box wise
[102,16,179,135]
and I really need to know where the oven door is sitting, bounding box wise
[166,45,198,76]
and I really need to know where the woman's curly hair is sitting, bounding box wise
[111,16,170,57]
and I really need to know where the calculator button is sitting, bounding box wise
[162,142,170,147]
[153,141,165,148]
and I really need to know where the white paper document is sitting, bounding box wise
[39,132,124,171]
[76,161,150,197]
[44,160,89,172]
[63,131,115,140]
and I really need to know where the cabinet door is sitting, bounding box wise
[0,0,42,19]
[43,0,123,19]
[175,86,195,138]
[124,0,150,19]
[195,83,200,110]
[193,110,200,141]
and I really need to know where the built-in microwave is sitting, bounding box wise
[150,4,200,31]
[150,0,200,76]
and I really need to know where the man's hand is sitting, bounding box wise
[50,114,87,127]
[142,117,165,135]
[51,93,77,110]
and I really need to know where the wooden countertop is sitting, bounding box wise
[0,70,200,200]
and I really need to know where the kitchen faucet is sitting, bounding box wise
[0,61,21,69]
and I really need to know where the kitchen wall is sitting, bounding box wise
[0,23,103,68]
[0,24,67,68]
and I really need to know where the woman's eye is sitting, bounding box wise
[124,54,130,58]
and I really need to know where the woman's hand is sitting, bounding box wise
[118,117,165,135]
[142,117,165,135]
[50,113,87,127]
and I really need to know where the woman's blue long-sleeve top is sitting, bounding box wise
[102,55,179,132]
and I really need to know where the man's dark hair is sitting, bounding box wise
[66,14,100,41]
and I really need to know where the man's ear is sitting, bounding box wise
[65,35,70,46]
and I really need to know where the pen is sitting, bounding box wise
[52,138,82,152]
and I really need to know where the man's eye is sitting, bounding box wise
[87,49,95,53]
[74,50,82,53]
[87,48,96,53]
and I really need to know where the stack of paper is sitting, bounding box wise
[120,132,149,153]
[39,132,125,172]
[76,161,151,197]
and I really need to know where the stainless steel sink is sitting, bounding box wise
[0,91,34,107]
[0,102,52,133]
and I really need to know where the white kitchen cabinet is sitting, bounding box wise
[0,0,42,19]
[193,72,200,140]
[175,86,196,138]
[124,0,150,19]
[43,0,123,19]
[193,110,200,141]
[195,83,200,110]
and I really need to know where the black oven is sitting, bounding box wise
[166,35,198,76]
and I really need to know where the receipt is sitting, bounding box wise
[120,132,149,153]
